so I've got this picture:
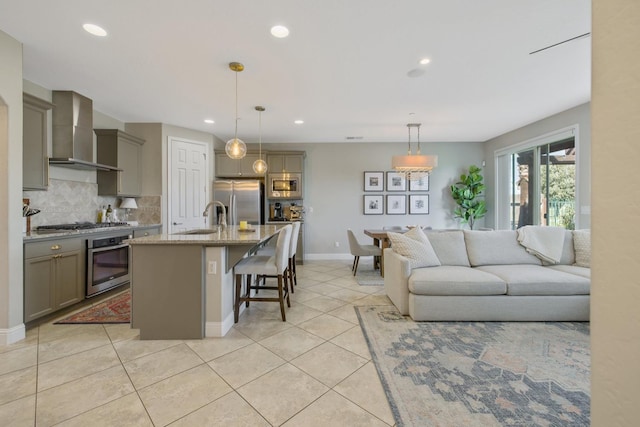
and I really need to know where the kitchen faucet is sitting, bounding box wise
[203,201,227,228]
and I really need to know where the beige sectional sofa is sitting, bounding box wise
[383,228,590,321]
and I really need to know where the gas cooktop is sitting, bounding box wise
[36,222,130,233]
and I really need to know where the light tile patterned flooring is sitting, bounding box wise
[0,260,396,426]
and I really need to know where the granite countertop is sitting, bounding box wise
[126,224,283,246]
[23,224,162,241]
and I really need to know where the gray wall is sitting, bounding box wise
[262,141,485,258]
[483,103,591,229]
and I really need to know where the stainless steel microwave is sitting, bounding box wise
[268,173,302,199]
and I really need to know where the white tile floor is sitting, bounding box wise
[0,260,396,427]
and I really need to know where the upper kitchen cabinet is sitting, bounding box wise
[23,93,54,190]
[266,152,305,173]
[96,129,145,196]
[215,152,263,178]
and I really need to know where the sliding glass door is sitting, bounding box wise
[500,131,576,230]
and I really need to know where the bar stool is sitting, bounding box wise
[233,224,293,322]
[255,221,300,293]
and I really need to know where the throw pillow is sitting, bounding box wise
[387,230,441,269]
[573,229,591,268]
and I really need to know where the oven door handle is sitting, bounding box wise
[89,242,130,253]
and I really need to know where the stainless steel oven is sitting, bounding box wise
[86,233,131,297]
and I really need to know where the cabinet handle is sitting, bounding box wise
[173,222,183,225]
[51,244,61,250]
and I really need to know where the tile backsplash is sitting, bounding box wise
[24,179,161,228]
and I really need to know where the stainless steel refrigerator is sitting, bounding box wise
[213,180,263,226]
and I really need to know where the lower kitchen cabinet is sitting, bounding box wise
[133,226,161,238]
[24,237,83,322]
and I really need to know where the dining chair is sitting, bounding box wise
[233,224,293,322]
[347,229,382,276]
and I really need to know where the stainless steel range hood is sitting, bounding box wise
[49,91,120,172]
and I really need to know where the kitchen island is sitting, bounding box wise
[127,225,282,339]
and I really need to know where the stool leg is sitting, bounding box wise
[292,254,298,287]
[353,256,360,276]
[277,275,287,321]
[234,273,241,323]
[288,258,295,293]
[245,274,251,307]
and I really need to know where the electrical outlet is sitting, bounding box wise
[335,241,340,247]
[207,261,217,274]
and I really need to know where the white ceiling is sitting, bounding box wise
[0,0,591,144]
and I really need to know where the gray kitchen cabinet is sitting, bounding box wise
[266,152,305,173]
[215,152,263,177]
[23,93,54,190]
[24,237,83,322]
[96,129,145,196]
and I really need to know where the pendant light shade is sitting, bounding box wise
[392,123,438,181]
[253,106,268,174]
[225,62,247,160]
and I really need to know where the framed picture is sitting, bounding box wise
[386,171,407,192]
[386,195,406,215]
[409,194,430,214]
[363,171,384,192]
[409,175,429,191]
[363,195,384,215]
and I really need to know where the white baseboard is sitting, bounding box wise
[205,308,240,337]
[0,324,26,346]
[305,253,352,261]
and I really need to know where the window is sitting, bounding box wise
[496,128,577,230]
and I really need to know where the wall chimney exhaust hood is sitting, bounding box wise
[49,91,121,172]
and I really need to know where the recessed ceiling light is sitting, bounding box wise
[271,25,290,38]
[83,23,107,37]
[204,119,214,124]
[294,120,304,125]
[419,58,431,65]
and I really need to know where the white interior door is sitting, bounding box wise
[168,138,208,234]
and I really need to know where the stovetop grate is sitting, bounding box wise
[36,222,130,232]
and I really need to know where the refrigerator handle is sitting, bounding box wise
[230,194,236,226]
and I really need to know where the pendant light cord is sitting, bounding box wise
[234,70,239,139]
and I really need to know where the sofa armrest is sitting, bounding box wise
[383,248,412,315]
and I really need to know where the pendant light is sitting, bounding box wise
[253,106,268,174]
[225,62,247,160]
[391,123,438,181]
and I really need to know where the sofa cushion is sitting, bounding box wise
[573,229,591,267]
[557,230,576,265]
[547,264,591,279]
[475,265,590,295]
[387,229,440,269]
[464,230,542,266]
[409,266,507,296]
[425,230,470,267]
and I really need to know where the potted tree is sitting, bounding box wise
[450,165,487,230]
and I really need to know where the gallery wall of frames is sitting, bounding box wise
[363,171,430,215]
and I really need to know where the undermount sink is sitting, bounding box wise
[177,228,219,235]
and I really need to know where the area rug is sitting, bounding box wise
[356,305,590,427]
[55,290,130,324]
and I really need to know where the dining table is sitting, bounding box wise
[363,228,408,277]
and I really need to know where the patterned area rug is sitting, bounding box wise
[356,306,590,426]
[55,290,130,324]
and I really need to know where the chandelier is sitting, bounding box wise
[391,123,438,181]
[225,62,247,160]
[252,106,268,174]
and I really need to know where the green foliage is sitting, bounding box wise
[450,165,487,229]
[541,165,575,201]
